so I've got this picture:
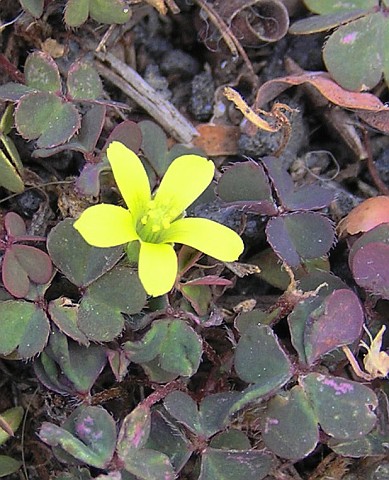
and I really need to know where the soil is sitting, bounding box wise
[0,1,389,480]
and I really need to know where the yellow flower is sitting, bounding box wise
[74,142,244,296]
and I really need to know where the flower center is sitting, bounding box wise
[138,199,179,242]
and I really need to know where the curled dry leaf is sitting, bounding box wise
[337,196,389,237]
[200,0,289,45]
[252,71,389,134]
[224,87,295,154]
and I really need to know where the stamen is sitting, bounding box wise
[162,219,170,229]
[138,198,178,241]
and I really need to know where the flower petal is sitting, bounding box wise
[107,141,151,218]
[74,204,138,247]
[161,217,244,262]
[154,155,214,214]
[139,242,177,296]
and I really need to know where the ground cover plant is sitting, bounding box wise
[0,0,389,479]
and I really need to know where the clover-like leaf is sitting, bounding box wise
[199,448,273,480]
[48,298,89,345]
[266,212,335,267]
[0,300,50,358]
[24,51,61,92]
[34,104,106,160]
[2,244,52,298]
[34,327,106,396]
[0,456,22,478]
[104,120,143,153]
[146,407,192,471]
[262,156,334,210]
[117,404,151,459]
[301,373,378,439]
[323,12,387,91]
[351,242,389,299]
[4,212,26,237]
[304,0,375,14]
[217,160,277,215]
[39,406,117,468]
[122,448,176,480]
[19,0,44,17]
[47,219,123,287]
[234,324,292,385]
[78,266,146,341]
[329,429,389,457]
[290,1,389,91]
[67,61,103,101]
[139,120,203,182]
[15,92,81,148]
[290,9,369,35]
[116,404,176,480]
[163,392,203,436]
[164,391,242,438]
[64,0,131,27]
[288,289,364,366]
[260,386,319,460]
[124,318,202,378]
[0,83,36,102]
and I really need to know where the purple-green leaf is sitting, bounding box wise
[199,448,273,480]
[47,219,123,287]
[0,83,36,102]
[34,104,106,159]
[78,266,146,342]
[301,373,378,439]
[64,0,131,27]
[15,92,81,148]
[24,51,61,92]
[124,319,202,378]
[19,0,44,17]
[217,160,277,215]
[48,298,89,345]
[260,386,319,460]
[39,406,116,468]
[0,300,50,358]
[67,62,103,100]
[303,289,364,365]
[4,212,26,237]
[34,328,106,396]
[351,241,389,299]
[234,324,292,385]
[262,156,334,210]
[303,0,376,14]
[2,244,52,298]
[117,404,151,459]
[323,12,387,91]
[0,455,22,477]
[122,448,176,480]
[104,120,142,153]
[266,212,335,267]
[289,9,368,34]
